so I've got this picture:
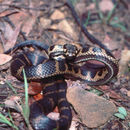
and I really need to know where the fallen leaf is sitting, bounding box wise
[86,3,96,10]
[4,96,21,112]
[0,0,12,12]
[75,2,87,14]
[120,88,128,95]
[108,90,123,100]
[104,120,123,129]
[99,0,114,12]
[103,34,119,50]
[4,22,22,51]
[93,86,124,100]
[33,93,43,101]
[0,54,12,65]
[119,50,130,75]
[118,107,127,117]
[40,18,51,29]
[114,113,125,120]
[0,10,18,17]
[57,19,77,39]
[28,82,43,95]
[22,15,37,36]
[127,91,130,97]
[51,10,65,20]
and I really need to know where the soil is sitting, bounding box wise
[0,0,129,130]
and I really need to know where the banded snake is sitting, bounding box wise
[5,40,119,130]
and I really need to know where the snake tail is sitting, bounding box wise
[30,81,72,130]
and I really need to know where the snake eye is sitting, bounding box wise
[49,45,55,51]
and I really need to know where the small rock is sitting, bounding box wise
[57,19,77,39]
[67,87,117,128]
[50,10,65,20]
[40,18,51,29]
[69,118,79,130]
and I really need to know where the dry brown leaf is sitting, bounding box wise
[0,0,12,12]
[0,10,18,17]
[40,18,51,29]
[22,15,37,36]
[119,50,130,75]
[127,91,130,97]
[93,85,123,100]
[9,11,36,37]
[4,22,22,51]
[1,10,35,51]
[28,82,43,95]
[0,0,3,3]
[108,90,123,100]
[99,0,114,12]
[50,10,65,20]
[0,54,12,65]
[20,0,42,36]
[103,34,119,50]
[4,96,21,112]
[57,20,77,39]
[86,3,96,10]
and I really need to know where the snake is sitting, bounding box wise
[8,41,118,85]
[5,40,119,130]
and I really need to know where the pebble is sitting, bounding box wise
[67,87,117,128]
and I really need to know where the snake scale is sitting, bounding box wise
[5,40,118,130]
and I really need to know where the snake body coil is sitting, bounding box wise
[6,40,119,130]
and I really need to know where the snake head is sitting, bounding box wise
[63,44,79,61]
[48,44,80,61]
[49,44,66,61]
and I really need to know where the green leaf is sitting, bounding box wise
[22,69,30,127]
[0,114,13,127]
[70,0,79,6]
[53,128,57,130]
[110,22,127,32]
[106,3,117,24]
[6,81,17,94]
[98,11,104,20]
[89,88,103,96]
[88,20,102,25]
[118,107,127,117]
[113,16,119,21]
[83,11,91,27]
[114,113,125,120]
[0,113,19,130]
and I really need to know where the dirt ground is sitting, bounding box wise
[0,0,130,130]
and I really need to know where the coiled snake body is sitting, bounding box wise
[5,40,118,130]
